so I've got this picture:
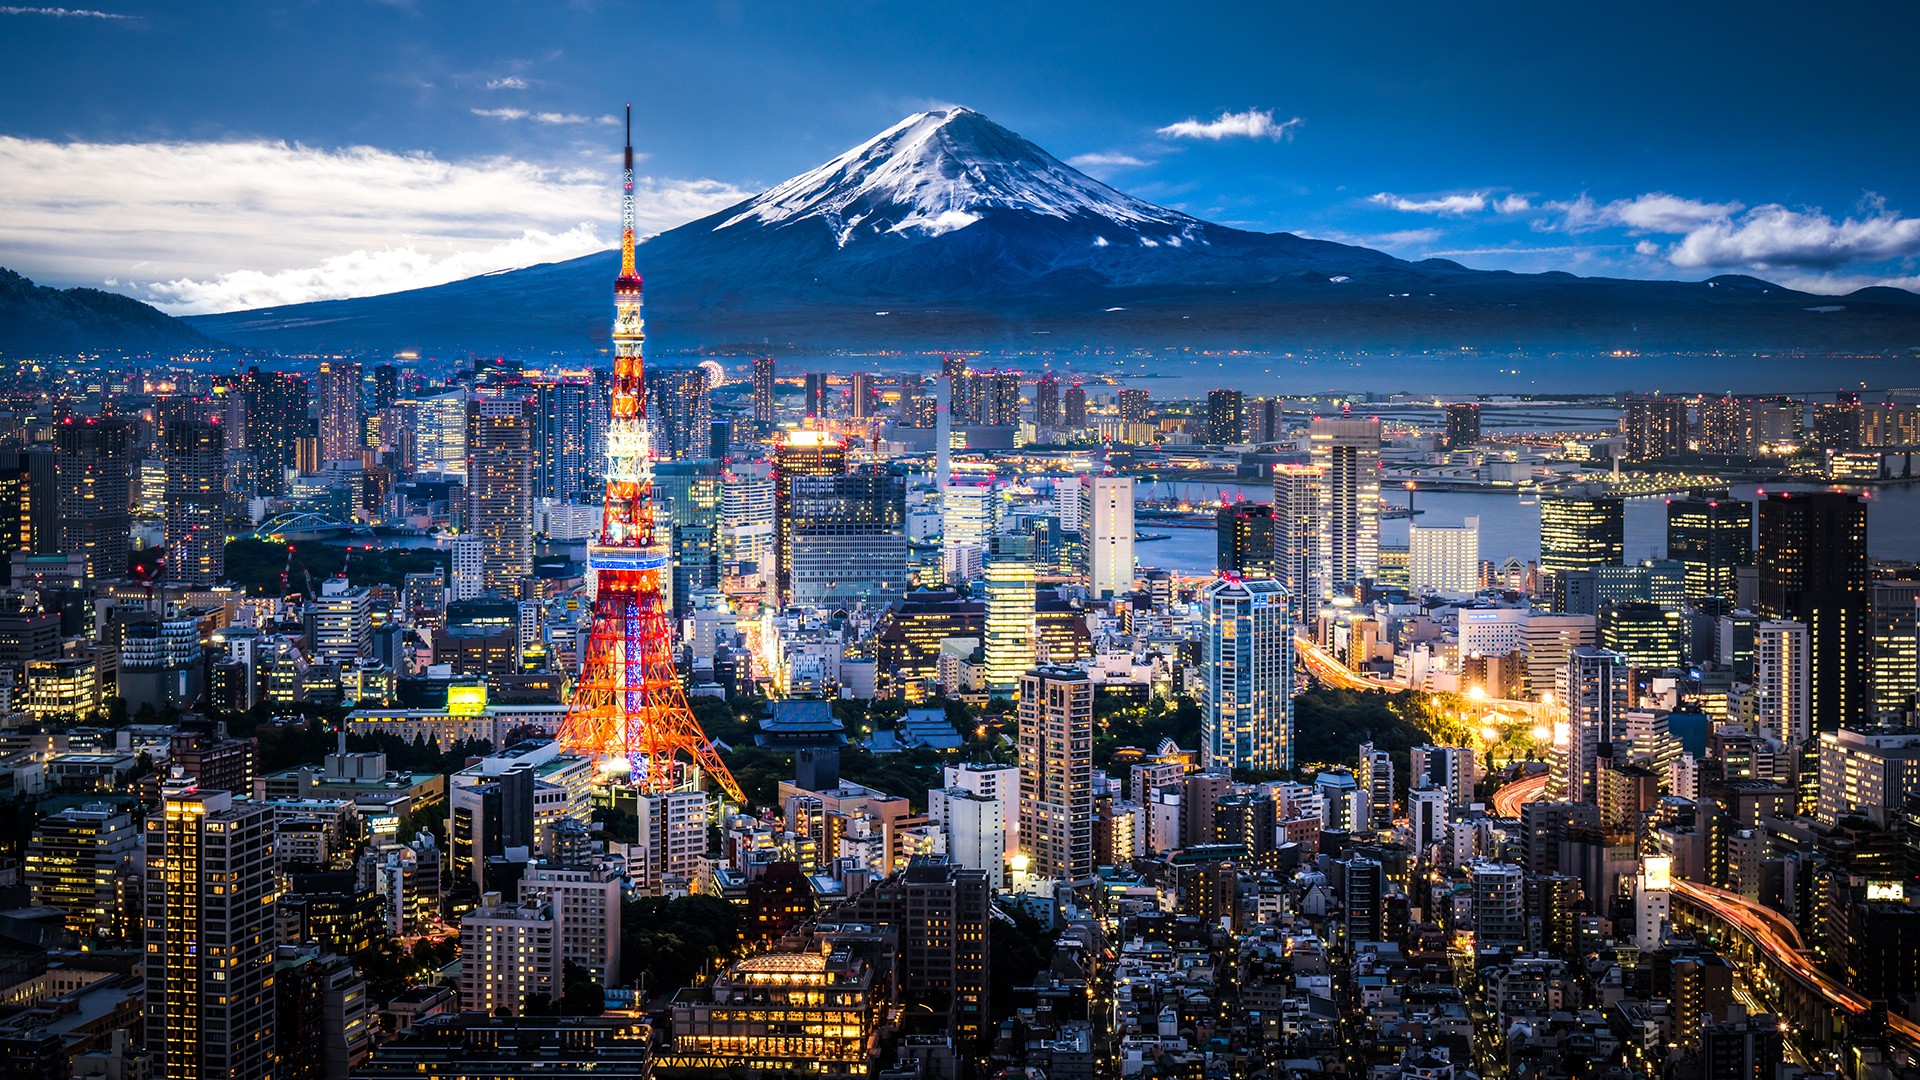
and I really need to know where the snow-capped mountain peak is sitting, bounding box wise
[715,106,1199,244]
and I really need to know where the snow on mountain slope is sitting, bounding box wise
[715,107,1201,246]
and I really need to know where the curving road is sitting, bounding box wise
[1490,771,1550,817]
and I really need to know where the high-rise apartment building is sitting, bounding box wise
[243,367,306,497]
[1032,374,1062,429]
[1019,666,1094,887]
[144,783,277,1080]
[646,367,712,462]
[1697,395,1800,458]
[1666,497,1754,606]
[531,376,594,501]
[56,415,135,580]
[449,537,484,602]
[1752,620,1811,746]
[804,372,828,419]
[459,900,558,1015]
[1216,502,1276,579]
[1556,647,1628,803]
[164,419,227,587]
[1273,464,1324,627]
[1309,417,1381,598]
[1442,402,1481,450]
[833,857,991,1043]
[751,356,776,424]
[519,860,623,990]
[1199,576,1293,771]
[316,361,364,463]
[1206,389,1245,444]
[468,398,534,597]
[1079,474,1134,598]
[849,371,876,419]
[1620,395,1688,462]
[308,577,372,663]
[1063,383,1088,429]
[1118,387,1150,424]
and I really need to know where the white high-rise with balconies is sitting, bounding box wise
[1080,475,1135,599]
[1309,417,1381,600]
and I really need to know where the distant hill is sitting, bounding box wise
[0,268,215,356]
[186,107,1920,356]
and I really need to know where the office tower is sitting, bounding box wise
[646,367,712,462]
[412,390,469,479]
[787,469,909,610]
[1273,464,1324,627]
[804,372,828,418]
[1540,492,1624,609]
[773,432,848,604]
[1870,580,1920,720]
[1815,728,1920,827]
[449,766,535,890]
[1757,492,1868,741]
[372,363,399,412]
[531,376,593,501]
[942,477,1000,570]
[1752,620,1810,746]
[902,375,937,428]
[308,577,372,663]
[55,415,135,580]
[709,418,733,460]
[0,467,25,561]
[1309,417,1381,598]
[242,367,306,496]
[1619,395,1688,462]
[1245,396,1282,444]
[468,398,535,597]
[520,860,623,990]
[1442,402,1481,450]
[1666,497,1754,606]
[25,657,98,721]
[1557,648,1628,803]
[1200,576,1294,771]
[459,899,558,1015]
[316,361,364,462]
[1033,374,1062,429]
[1216,502,1276,578]
[929,789,1006,889]
[450,537,484,601]
[826,857,991,1043]
[163,419,226,587]
[719,467,775,581]
[26,802,138,938]
[1698,395,1801,458]
[942,762,1021,859]
[1079,474,1135,598]
[1601,601,1686,669]
[1206,389,1245,444]
[1408,516,1480,595]
[983,544,1037,697]
[1019,666,1094,886]
[145,783,276,1080]
[1063,383,1088,429]
[849,371,876,419]
[653,460,723,616]
[752,356,776,424]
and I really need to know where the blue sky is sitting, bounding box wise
[3,0,1917,312]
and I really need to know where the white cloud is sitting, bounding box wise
[1067,152,1149,170]
[0,135,751,313]
[1157,109,1302,141]
[1495,194,1531,214]
[1543,192,1742,234]
[0,5,135,17]
[1372,228,1443,247]
[1663,203,1920,269]
[471,107,615,126]
[485,76,529,90]
[1370,191,1488,216]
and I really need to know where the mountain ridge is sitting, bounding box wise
[186,107,1920,356]
[0,268,216,356]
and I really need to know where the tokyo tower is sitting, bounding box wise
[556,106,743,804]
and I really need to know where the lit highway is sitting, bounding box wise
[1490,772,1549,817]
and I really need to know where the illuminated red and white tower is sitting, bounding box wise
[557,107,743,803]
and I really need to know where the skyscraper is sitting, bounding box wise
[1869,580,1920,720]
[773,432,849,604]
[1555,647,1628,803]
[850,371,876,419]
[1019,666,1094,887]
[163,419,226,588]
[751,356,777,424]
[242,367,305,497]
[1206,389,1245,444]
[653,460,723,617]
[1199,576,1293,771]
[1666,497,1754,606]
[1273,464,1324,627]
[1079,474,1134,598]
[1442,402,1481,451]
[983,542,1037,697]
[1063,383,1088,429]
[468,398,534,597]
[1752,620,1810,746]
[27,802,138,938]
[316,361,364,463]
[786,469,909,610]
[532,375,594,501]
[372,363,400,412]
[1309,417,1381,598]
[646,367,712,462]
[144,782,276,1080]
[1620,395,1689,463]
[1033,374,1062,429]
[1408,516,1480,596]
[804,372,828,419]
[55,415,135,580]
[1118,387,1150,425]
[1540,492,1624,609]
[1216,502,1276,579]
[1757,491,1869,753]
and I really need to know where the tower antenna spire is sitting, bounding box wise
[619,103,637,279]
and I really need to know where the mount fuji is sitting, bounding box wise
[189,107,1920,355]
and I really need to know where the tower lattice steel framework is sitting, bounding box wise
[556,106,743,804]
